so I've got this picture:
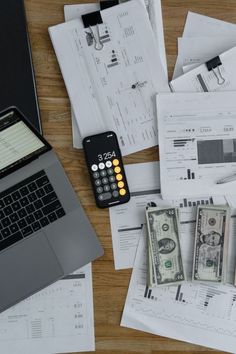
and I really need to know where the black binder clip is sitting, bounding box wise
[206,56,225,85]
[82,11,104,50]
[100,0,119,10]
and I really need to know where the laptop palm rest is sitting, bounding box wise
[0,232,63,313]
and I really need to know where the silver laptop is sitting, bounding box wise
[0,107,103,312]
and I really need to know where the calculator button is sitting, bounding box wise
[111,183,117,190]
[99,162,105,170]
[104,185,110,192]
[93,172,99,179]
[100,170,107,177]
[116,174,123,181]
[119,188,126,196]
[107,168,114,175]
[98,192,112,201]
[106,161,112,168]
[97,187,103,193]
[95,179,102,186]
[112,159,119,166]
[109,176,116,183]
[118,181,124,188]
[112,190,119,198]
[102,177,109,184]
[91,164,98,171]
[114,166,121,174]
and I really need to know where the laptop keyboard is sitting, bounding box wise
[0,170,66,252]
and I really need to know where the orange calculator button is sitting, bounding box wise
[113,159,119,166]
[119,189,126,196]
[116,174,123,181]
[114,166,121,173]
[118,181,124,188]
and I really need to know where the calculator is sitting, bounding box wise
[83,131,130,208]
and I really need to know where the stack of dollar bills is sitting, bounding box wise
[146,205,230,287]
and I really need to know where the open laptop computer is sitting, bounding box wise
[0,107,103,313]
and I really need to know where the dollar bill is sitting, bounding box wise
[192,206,230,283]
[146,207,185,286]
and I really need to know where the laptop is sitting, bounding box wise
[0,0,41,132]
[0,107,104,312]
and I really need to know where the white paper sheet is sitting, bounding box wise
[50,0,169,156]
[121,226,236,353]
[0,264,95,354]
[170,46,236,92]
[109,161,224,270]
[157,91,236,199]
[64,0,168,149]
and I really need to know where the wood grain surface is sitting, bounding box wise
[23,0,236,353]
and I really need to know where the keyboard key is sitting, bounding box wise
[32,221,41,231]
[0,222,3,231]
[20,197,29,207]
[28,192,37,203]
[39,217,49,227]
[56,208,66,218]
[48,212,57,223]
[44,184,54,194]
[10,213,19,223]
[0,232,23,251]
[34,210,43,220]
[22,226,33,237]
[20,186,29,196]
[3,205,13,216]
[36,188,45,198]
[18,219,27,229]
[3,195,13,205]
[28,182,37,192]
[34,200,43,210]
[0,210,4,219]
[1,227,10,238]
[42,200,62,216]
[18,209,27,219]
[0,200,5,208]
[2,217,10,227]
[9,223,19,233]
[26,204,35,214]
[42,192,57,205]
[12,201,21,211]
[26,214,35,225]
[36,175,49,187]
[12,191,21,201]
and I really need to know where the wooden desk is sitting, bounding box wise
[24,0,235,353]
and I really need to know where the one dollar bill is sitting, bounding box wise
[146,207,185,286]
[192,206,230,283]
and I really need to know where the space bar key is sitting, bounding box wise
[42,200,62,215]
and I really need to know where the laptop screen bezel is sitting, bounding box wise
[0,106,52,179]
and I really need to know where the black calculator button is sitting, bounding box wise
[109,176,116,183]
[98,192,112,201]
[98,162,105,170]
[104,185,110,192]
[112,190,119,198]
[107,168,114,175]
[96,187,103,193]
[111,183,117,190]
[105,161,112,168]
[93,172,99,179]
[91,164,98,171]
[100,170,107,177]
[102,177,108,184]
[95,179,102,186]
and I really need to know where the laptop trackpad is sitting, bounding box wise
[0,232,63,312]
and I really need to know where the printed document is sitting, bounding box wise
[64,0,167,149]
[109,161,224,270]
[157,91,236,199]
[0,263,95,354]
[49,0,169,156]
[121,222,236,353]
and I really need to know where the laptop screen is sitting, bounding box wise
[0,109,51,177]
